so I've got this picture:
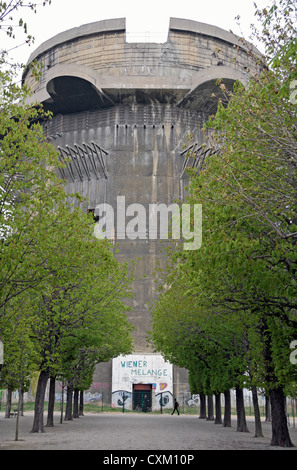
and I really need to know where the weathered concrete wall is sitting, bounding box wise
[23,17,260,113]
[42,103,204,352]
[23,17,259,403]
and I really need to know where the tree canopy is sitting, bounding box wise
[150,0,297,447]
[0,0,134,434]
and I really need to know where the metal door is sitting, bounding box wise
[132,385,152,412]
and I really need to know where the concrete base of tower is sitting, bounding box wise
[90,355,189,413]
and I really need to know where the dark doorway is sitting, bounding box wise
[132,384,152,412]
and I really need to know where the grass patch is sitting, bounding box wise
[15,402,270,417]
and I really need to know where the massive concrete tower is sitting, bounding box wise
[23,17,259,411]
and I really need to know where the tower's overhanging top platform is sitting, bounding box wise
[25,17,260,64]
[23,17,261,115]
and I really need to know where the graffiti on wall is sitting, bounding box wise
[112,354,173,410]
[54,382,111,403]
[187,394,200,407]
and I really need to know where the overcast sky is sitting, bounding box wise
[3,0,270,66]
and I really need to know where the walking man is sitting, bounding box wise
[171,398,180,415]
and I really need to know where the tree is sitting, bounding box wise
[0,1,134,435]
[28,207,134,432]
[181,72,296,445]
[151,0,297,447]
[0,94,67,310]
[0,1,58,316]
[150,271,258,432]
[56,266,135,424]
[1,1,52,55]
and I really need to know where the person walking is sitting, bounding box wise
[171,398,180,415]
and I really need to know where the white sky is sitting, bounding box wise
[3,0,270,67]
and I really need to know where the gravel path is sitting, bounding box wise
[0,412,296,451]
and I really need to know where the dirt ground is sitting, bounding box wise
[0,411,297,451]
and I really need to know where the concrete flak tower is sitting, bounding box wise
[23,18,259,411]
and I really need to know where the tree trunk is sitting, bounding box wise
[15,386,22,441]
[265,394,271,422]
[79,390,84,416]
[270,387,294,447]
[207,395,214,421]
[251,385,263,437]
[46,376,56,427]
[214,393,222,424]
[64,384,73,421]
[223,390,232,427]
[60,382,65,424]
[5,387,12,418]
[31,370,49,433]
[236,387,249,432]
[73,388,79,418]
[199,393,206,419]
[19,389,24,416]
